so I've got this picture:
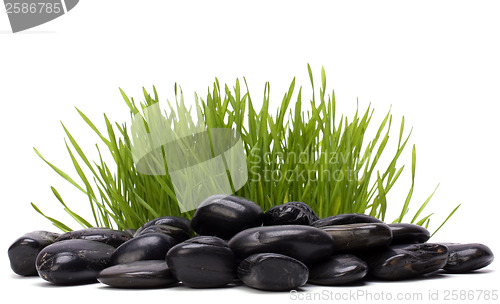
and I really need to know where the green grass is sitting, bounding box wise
[31,65,459,236]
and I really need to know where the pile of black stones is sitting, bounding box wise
[8,195,494,291]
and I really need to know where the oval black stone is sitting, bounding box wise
[388,223,430,245]
[320,223,393,251]
[55,228,131,248]
[263,201,319,226]
[312,213,383,228]
[135,225,190,243]
[308,254,368,285]
[228,225,334,264]
[111,233,177,265]
[36,239,115,285]
[134,216,192,237]
[191,195,264,239]
[442,243,494,273]
[362,243,449,280]
[97,260,178,288]
[166,236,236,288]
[237,253,309,291]
[8,231,59,276]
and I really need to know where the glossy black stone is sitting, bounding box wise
[363,243,449,280]
[135,225,190,243]
[97,260,178,288]
[442,243,494,273]
[8,231,59,276]
[191,195,264,239]
[228,225,334,264]
[320,223,393,251]
[388,223,430,245]
[36,239,115,285]
[308,254,368,285]
[55,228,131,248]
[312,213,383,228]
[134,216,192,237]
[263,201,319,226]
[237,253,308,291]
[166,236,236,288]
[111,233,177,265]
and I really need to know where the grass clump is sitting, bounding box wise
[32,65,459,236]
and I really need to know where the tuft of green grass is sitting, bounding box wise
[31,65,459,236]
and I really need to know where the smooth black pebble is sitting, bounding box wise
[308,254,368,285]
[228,225,334,265]
[8,231,59,276]
[388,223,430,245]
[97,260,178,288]
[237,253,308,291]
[134,216,192,237]
[55,228,131,248]
[363,243,449,280]
[166,236,236,288]
[135,225,190,243]
[111,233,177,265]
[191,194,264,239]
[442,243,494,273]
[263,201,319,226]
[36,239,115,285]
[320,223,393,251]
[312,213,383,228]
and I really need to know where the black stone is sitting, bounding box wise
[97,260,178,288]
[263,201,319,226]
[237,253,309,291]
[362,243,449,280]
[228,225,334,265]
[134,216,192,237]
[312,213,383,228]
[442,243,494,273]
[388,223,430,245]
[8,231,59,276]
[308,254,368,285]
[320,223,393,251]
[36,239,115,285]
[135,225,190,243]
[191,195,264,239]
[55,228,131,248]
[111,233,177,265]
[166,236,236,288]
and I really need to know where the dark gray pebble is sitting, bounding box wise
[308,254,368,285]
[134,216,192,237]
[312,213,383,228]
[263,201,319,226]
[135,225,190,243]
[111,233,177,265]
[388,223,430,245]
[362,243,449,280]
[166,236,236,288]
[8,231,59,276]
[97,260,178,288]
[320,223,393,251]
[191,195,264,239]
[36,239,115,285]
[442,243,494,273]
[237,253,309,291]
[228,225,334,265]
[55,228,131,248]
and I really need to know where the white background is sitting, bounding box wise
[0,1,499,303]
